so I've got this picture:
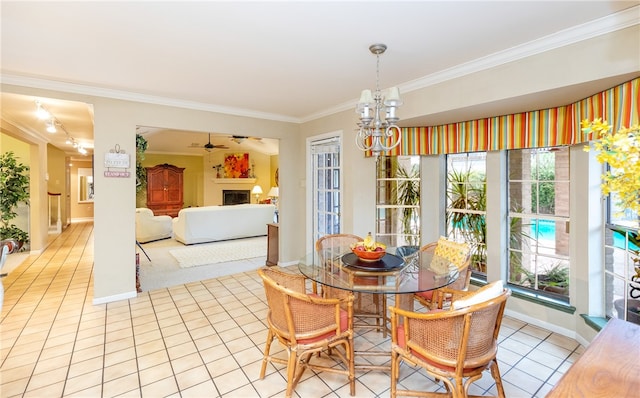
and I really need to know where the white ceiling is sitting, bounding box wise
[1,1,639,158]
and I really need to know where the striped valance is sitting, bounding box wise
[376,77,639,156]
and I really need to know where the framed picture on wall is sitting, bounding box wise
[224,153,250,178]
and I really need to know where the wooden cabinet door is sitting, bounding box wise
[145,164,184,217]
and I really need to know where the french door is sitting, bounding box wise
[310,136,342,247]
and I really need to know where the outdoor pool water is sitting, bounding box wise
[531,219,638,250]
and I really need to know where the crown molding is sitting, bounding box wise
[302,5,640,123]
[1,74,300,124]
[3,6,637,126]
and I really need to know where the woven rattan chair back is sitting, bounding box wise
[316,233,363,263]
[414,239,472,310]
[315,234,390,336]
[390,287,511,398]
[257,267,356,397]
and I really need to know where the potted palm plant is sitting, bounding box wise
[0,151,30,249]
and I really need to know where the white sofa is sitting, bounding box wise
[172,204,276,245]
[135,208,173,243]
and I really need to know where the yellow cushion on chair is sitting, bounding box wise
[433,236,470,268]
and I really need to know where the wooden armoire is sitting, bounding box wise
[145,164,184,217]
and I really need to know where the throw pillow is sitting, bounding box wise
[451,280,504,310]
[433,236,471,269]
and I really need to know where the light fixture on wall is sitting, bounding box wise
[355,43,402,159]
[251,185,263,203]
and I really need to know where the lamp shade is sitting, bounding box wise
[267,187,279,198]
[251,185,263,195]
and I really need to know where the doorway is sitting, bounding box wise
[309,136,343,248]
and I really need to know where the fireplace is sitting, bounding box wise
[223,190,250,205]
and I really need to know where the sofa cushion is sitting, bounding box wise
[172,204,276,244]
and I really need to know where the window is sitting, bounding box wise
[507,147,570,303]
[604,187,640,325]
[446,152,487,278]
[375,156,420,248]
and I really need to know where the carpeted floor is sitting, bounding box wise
[137,236,267,291]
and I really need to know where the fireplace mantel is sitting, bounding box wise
[213,178,257,184]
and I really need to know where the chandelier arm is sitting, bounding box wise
[355,129,374,151]
[383,125,402,150]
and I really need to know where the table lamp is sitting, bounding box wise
[267,187,279,205]
[267,186,279,222]
[251,185,263,203]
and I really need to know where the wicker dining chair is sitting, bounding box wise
[414,237,472,310]
[257,267,356,398]
[316,234,389,336]
[389,280,511,398]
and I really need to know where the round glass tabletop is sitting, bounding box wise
[298,249,460,294]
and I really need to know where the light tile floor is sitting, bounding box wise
[0,222,584,397]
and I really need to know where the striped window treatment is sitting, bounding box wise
[373,77,639,156]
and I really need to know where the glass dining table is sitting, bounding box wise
[298,247,461,371]
[298,248,460,296]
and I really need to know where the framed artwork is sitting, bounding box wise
[224,153,250,178]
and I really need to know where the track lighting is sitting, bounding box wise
[35,101,50,120]
[46,119,57,133]
[35,99,89,155]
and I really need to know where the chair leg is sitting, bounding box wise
[390,351,399,398]
[489,359,506,398]
[260,329,274,379]
[346,339,355,396]
[285,350,298,398]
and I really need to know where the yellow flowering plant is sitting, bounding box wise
[581,118,640,215]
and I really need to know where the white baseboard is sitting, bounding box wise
[71,217,94,223]
[92,290,138,305]
[277,260,298,267]
[504,308,577,340]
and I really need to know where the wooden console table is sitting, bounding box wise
[266,223,278,266]
[546,318,640,397]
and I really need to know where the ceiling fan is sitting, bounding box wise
[188,133,229,152]
[229,135,262,144]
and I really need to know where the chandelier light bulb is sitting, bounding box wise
[355,43,402,160]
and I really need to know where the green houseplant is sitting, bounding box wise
[136,133,148,193]
[0,151,30,247]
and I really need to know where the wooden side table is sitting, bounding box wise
[266,223,279,266]
[546,318,640,397]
